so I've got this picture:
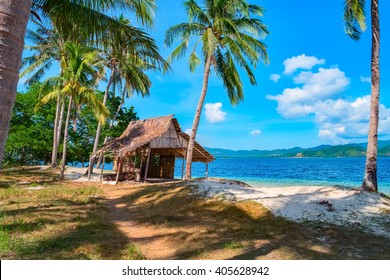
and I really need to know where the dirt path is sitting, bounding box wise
[101,183,189,260]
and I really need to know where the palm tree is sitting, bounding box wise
[344,0,380,192]
[0,0,157,168]
[0,1,32,169]
[38,42,109,179]
[165,0,269,179]
[20,22,67,168]
[89,14,168,173]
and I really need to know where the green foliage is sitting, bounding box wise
[207,141,390,158]
[4,84,55,167]
[4,85,138,167]
[67,91,138,165]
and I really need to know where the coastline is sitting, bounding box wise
[190,178,390,239]
[57,166,390,239]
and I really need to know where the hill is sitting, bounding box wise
[206,140,390,158]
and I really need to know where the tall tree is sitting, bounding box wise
[89,14,168,173]
[20,22,67,168]
[0,0,32,169]
[344,0,380,192]
[165,0,269,179]
[0,0,158,168]
[37,42,109,179]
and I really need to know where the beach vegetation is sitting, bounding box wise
[88,14,169,174]
[4,85,138,168]
[0,0,160,169]
[165,0,269,179]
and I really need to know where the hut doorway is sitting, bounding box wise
[147,149,175,179]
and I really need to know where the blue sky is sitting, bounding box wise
[19,0,390,150]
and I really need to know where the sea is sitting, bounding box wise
[83,157,390,194]
[174,157,390,194]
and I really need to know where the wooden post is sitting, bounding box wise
[205,162,209,178]
[115,157,123,185]
[99,156,105,182]
[144,148,151,182]
[181,159,185,180]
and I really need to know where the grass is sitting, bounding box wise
[0,168,135,259]
[1,167,390,260]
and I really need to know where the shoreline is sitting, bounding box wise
[190,178,390,239]
[25,166,390,239]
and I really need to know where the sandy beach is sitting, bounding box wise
[190,178,390,238]
[58,166,390,239]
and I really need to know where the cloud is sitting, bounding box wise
[283,54,325,75]
[250,130,262,136]
[204,102,226,123]
[267,67,350,118]
[267,56,390,143]
[269,74,281,83]
[360,76,371,83]
[184,128,192,135]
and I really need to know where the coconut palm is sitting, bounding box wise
[0,0,157,168]
[38,42,109,179]
[343,0,380,192]
[88,14,169,173]
[21,22,67,168]
[165,0,269,179]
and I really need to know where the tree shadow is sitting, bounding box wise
[104,181,390,260]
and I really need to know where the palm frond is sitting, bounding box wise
[167,40,189,64]
[189,51,201,72]
[185,0,211,25]
[343,0,366,40]
[165,23,206,47]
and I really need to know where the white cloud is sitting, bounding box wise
[250,130,262,136]
[267,67,350,118]
[269,74,281,83]
[184,128,192,135]
[360,76,371,83]
[283,54,325,75]
[204,102,226,123]
[267,56,390,143]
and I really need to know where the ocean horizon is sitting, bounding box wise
[81,157,390,195]
[180,157,390,194]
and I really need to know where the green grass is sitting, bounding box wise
[0,168,133,259]
[1,167,390,260]
[224,241,244,249]
[125,243,145,260]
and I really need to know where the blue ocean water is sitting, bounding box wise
[174,157,390,194]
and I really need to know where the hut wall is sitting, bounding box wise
[149,122,186,149]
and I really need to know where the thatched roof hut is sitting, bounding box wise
[94,115,214,182]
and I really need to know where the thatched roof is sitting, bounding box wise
[95,115,215,163]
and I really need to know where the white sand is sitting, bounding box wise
[190,178,390,238]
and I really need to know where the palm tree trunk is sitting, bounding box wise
[0,0,32,168]
[60,96,73,180]
[51,95,61,168]
[362,0,380,192]
[88,68,115,174]
[56,99,65,154]
[184,55,213,179]
[96,86,125,168]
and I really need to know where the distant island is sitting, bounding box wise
[207,140,390,158]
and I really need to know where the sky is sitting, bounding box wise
[19,0,390,151]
